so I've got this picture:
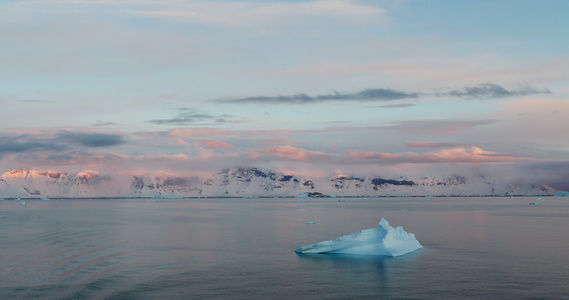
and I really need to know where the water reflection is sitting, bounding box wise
[296,253,390,276]
[294,250,424,298]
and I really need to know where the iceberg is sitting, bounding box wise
[295,218,422,257]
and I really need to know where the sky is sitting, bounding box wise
[1,0,569,190]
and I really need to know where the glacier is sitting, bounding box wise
[295,218,422,257]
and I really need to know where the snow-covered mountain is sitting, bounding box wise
[0,167,556,198]
[0,169,129,198]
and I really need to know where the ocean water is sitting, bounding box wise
[1,196,569,299]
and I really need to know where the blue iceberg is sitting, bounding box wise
[295,218,422,257]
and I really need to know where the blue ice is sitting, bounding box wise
[295,218,422,257]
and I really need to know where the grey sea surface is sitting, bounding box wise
[1,196,569,299]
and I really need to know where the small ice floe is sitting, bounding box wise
[146,200,157,203]
[306,222,316,225]
[295,201,305,204]
[15,199,26,205]
[529,202,539,205]
[338,199,352,202]
[152,195,180,199]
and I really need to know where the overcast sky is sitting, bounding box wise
[1,0,568,189]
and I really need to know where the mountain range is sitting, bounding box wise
[0,168,556,198]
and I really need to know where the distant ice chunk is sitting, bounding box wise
[306,221,316,225]
[152,195,180,199]
[295,218,422,257]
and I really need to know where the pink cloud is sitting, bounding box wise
[259,145,328,161]
[171,138,189,147]
[421,147,534,164]
[346,147,539,165]
[122,150,239,169]
[236,130,297,137]
[255,138,305,145]
[199,140,235,150]
[346,151,401,159]
[262,145,304,159]
[405,142,478,149]
[34,152,126,170]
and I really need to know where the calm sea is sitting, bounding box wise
[1,196,569,299]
